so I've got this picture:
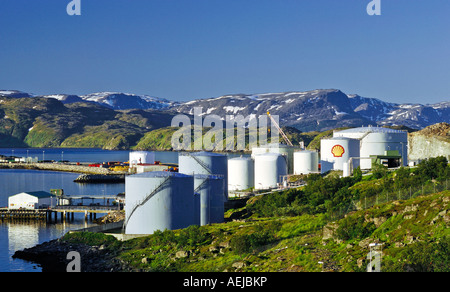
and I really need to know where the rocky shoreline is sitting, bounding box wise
[0,162,128,183]
[0,162,118,175]
[74,174,125,183]
[12,238,123,272]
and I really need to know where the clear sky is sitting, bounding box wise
[0,0,449,104]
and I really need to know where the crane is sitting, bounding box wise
[266,111,293,146]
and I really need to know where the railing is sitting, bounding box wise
[328,178,450,220]
[52,205,119,212]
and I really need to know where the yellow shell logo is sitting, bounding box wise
[331,144,345,158]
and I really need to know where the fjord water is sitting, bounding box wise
[0,148,177,272]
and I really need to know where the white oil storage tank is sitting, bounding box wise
[254,153,288,190]
[129,151,155,166]
[251,144,296,174]
[228,156,254,191]
[179,152,228,201]
[333,126,408,169]
[125,171,195,235]
[293,150,319,175]
[320,137,360,173]
[194,174,225,226]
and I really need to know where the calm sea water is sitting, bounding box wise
[0,148,178,272]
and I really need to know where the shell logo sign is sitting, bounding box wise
[331,145,345,158]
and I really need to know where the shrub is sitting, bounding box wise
[176,225,210,247]
[248,189,301,217]
[416,156,449,182]
[384,237,450,272]
[335,216,376,241]
[230,224,279,254]
[62,232,117,246]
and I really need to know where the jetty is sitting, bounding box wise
[1,195,122,223]
[0,208,48,221]
[0,162,127,176]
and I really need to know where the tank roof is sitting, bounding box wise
[193,174,224,179]
[294,150,317,153]
[179,151,226,157]
[253,143,296,149]
[228,156,253,160]
[254,152,284,157]
[335,126,406,134]
[322,137,359,141]
[130,171,192,178]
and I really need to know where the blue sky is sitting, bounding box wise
[0,0,449,104]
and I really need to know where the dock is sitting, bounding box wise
[0,208,48,221]
[0,195,122,223]
[51,204,120,222]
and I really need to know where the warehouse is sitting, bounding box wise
[8,191,56,210]
[333,126,408,169]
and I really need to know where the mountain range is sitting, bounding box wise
[1,88,449,133]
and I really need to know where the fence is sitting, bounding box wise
[329,178,449,220]
[358,179,449,211]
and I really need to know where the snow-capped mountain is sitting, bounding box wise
[1,89,448,131]
[172,89,450,131]
[0,90,34,98]
[347,94,450,129]
[0,90,175,110]
[173,89,371,131]
[79,92,176,110]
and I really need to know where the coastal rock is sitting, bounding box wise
[74,174,125,183]
[322,222,339,241]
[94,211,125,224]
[12,239,122,272]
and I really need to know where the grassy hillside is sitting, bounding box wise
[0,96,329,150]
[61,158,449,272]
[0,97,179,150]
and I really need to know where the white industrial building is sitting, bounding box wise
[333,126,408,169]
[320,126,408,173]
[254,153,288,190]
[251,143,296,174]
[320,137,360,173]
[293,150,319,175]
[124,172,195,235]
[179,151,228,201]
[124,169,226,235]
[228,156,254,191]
[8,191,56,210]
[129,151,155,166]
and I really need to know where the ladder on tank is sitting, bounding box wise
[123,176,172,232]
[183,152,213,174]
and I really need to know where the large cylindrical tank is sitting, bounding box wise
[228,157,254,191]
[194,174,225,226]
[320,137,360,173]
[293,150,319,174]
[179,152,228,201]
[125,171,195,235]
[251,144,296,174]
[129,151,155,166]
[254,153,288,190]
[333,127,408,169]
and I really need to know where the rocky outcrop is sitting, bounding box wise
[74,174,125,183]
[0,162,115,175]
[12,238,123,272]
[94,211,125,224]
[408,123,450,161]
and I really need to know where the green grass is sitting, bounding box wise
[64,190,449,272]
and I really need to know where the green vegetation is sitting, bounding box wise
[0,96,340,150]
[0,97,180,150]
[62,232,118,246]
[61,157,449,272]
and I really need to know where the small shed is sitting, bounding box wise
[8,191,56,210]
